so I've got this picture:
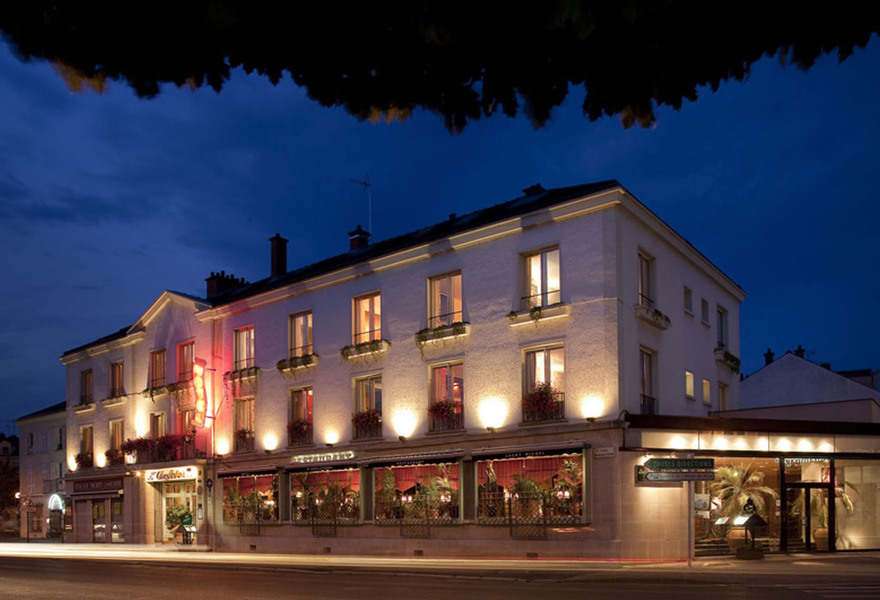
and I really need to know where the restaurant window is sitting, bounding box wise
[835,459,880,550]
[109,361,124,398]
[524,247,560,309]
[429,363,464,432]
[149,349,166,388]
[177,341,194,382]
[289,310,313,358]
[353,292,381,344]
[222,474,279,525]
[374,463,460,524]
[429,272,463,328]
[233,327,255,370]
[476,454,583,524]
[80,369,93,404]
[288,387,313,445]
[290,468,360,524]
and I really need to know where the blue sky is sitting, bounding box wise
[1,37,878,431]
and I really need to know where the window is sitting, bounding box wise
[639,347,656,414]
[80,369,93,404]
[524,347,565,392]
[684,287,693,314]
[26,432,34,454]
[685,371,695,399]
[233,327,255,370]
[149,413,166,439]
[109,420,124,450]
[177,341,194,382]
[716,306,729,350]
[701,299,710,324]
[80,425,93,455]
[149,349,166,388]
[702,378,711,406]
[353,292,381,344]
[355,374,382,413]
[56,426,64,451]
[429,272,463,328]
[638,251,655,308]
[430,364,464,431]
[524,247,561,309]
[289,310,313,358]
[233,397,255,451]
[109,361,124,397]
[718,382,729,411]
[177,409,194,434]
[289,388,313,445]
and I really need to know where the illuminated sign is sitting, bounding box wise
[73,477,124,494]
[145,466,197,483]
[290,450,356,465]
[191,358,207,428]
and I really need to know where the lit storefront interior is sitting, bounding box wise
[625,415,880,554]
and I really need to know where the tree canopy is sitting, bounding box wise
[0,2,877,132]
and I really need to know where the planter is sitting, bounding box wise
[726,527,747,552]
[813,527,829,551]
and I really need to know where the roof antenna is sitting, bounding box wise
[350,175,372,235]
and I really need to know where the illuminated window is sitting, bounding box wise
[289,310,313,358]
[431,363,464,404]
[233,327,255,370]
[289,387,313,423]
[109,419,124,451]
[353,292,381,344]
[702,379,711,406]
[685,371,695,399]
[716,306,729,350]
[524,247,560,309]
[80,369,93,404]
[149,349,166,388]
[234,397,255,432]
[177,409,194,433]
[525,347,564,392]
[79,425,93,455]
[355,374,382,413]
[149,412,166,439]
[638,251,655,308]
[684,287,693,313]
[429,272,463,328]
[109,361,124,397]
[177,341,194,382]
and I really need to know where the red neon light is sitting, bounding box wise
[191,358,207,428]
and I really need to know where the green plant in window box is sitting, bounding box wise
[428,400,458,422]
[522,383,562,420]
[352,408,382,430]
[287,419,312,443]
[74,451,93,469]
[234,428,252,442]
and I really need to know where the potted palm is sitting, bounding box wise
[709,464,778,551]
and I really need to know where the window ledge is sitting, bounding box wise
[277,353,320,373]
[518,418,568,427]
[101,395,127,407]
[415,322,470,348]
[141,385,170,398]
[341,339,391,359]
[507,303,569,327]
[635,304,671,330]
[224,367,260,381]
[714,348,741,373]
[73,402,95,414]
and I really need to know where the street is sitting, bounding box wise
[1,550,880,600]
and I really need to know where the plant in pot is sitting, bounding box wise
[709,464,778,552]
[522,383,561,421]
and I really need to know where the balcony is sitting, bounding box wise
[74,451,94,469]
[340,339,390,360]
[714,347,741,373]
[233,431,256,453]
[635,303,671,330]
[521,386,566,424]
[415,322,470,352]
[276,353,319,374]
[352,410,383,441]
[640,394,658,415]
[507,303,569,327]
[428,402,464,433]
[122,435,209,464]
[287,420,314,446]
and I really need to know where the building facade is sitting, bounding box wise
[62,181,751,557]
[15,402,67,539]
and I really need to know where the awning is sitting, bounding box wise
[216,465,279,478]
[359,449,465,467]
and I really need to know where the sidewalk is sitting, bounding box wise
[1,540,878,584]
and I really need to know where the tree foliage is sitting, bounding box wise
[0,2,877,132]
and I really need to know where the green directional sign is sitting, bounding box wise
[644,458,714,471]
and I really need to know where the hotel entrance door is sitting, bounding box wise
[784,484,831,552]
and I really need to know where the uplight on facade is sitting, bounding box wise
[216,438,230,456]
[263,433,279,452]
[580,394,605,420]
[392,408,417,438]
[478,396,507,429]
[324,430,340,446]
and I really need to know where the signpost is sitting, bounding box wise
[643,470,714,482]
[635,457,715,485]
[645,458,714,471]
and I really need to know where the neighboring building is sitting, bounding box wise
[14,402,67,538]
[61,180,766,558]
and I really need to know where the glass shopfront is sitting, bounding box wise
[289,468,359,524]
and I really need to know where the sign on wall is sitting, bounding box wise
[145,466,197,483]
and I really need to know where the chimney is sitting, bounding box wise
[205,270,248,300]
[522,183,545,196]
[764,348,774,365]
[269,233,288,278]
[794,344,806,358]
[348,225,371,251]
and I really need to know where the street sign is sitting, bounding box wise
[644,471,714,482]
[644,458,714,471]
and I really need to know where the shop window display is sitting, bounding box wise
[289,469,360,524]
[373,463,459,525]
[222,474,279,525]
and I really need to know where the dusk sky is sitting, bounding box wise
[1,35,878,432]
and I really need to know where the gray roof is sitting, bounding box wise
[16,401,67,423]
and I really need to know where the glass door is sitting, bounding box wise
[786,486,831,552]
